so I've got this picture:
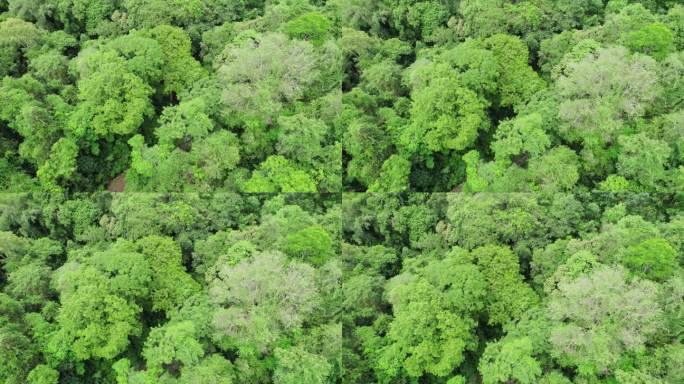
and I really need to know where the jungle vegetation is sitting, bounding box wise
[1,1,682,384]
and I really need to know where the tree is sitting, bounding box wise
[36,138,78,192]
[616,133,672,189]
[368,155,411,192]
[26,364,59,384]
[273,346,332,384]
[402,64,487,154]
[209,252,319,353]
[68,56,154,138]
[143,321,204,378]
[458,0,509,39]
[0,294,39,384]
[623,238,677,282]
[471,245,539,326]
[378,250,486,378]
[55,0,118,35]
[491,113,550,165]
[438,40,499,104]
[282,225,334,266]
[479,337,542,384]
[284,12,331,47]
[140,25,206,96]
[556,46,659,145]
[123,0,203,29]
[344,117,393,189]
[626,23,675,60]
[483,34,545,109]
[4,260,52,309]
[46,240,156,363]
[547,266,662,377]
[0,18,44,77]
[49,267,143,362]
[526,146,580,192]
[217,32,320,121]
[244,155,317,193]
[277,114,327,164]
[179,354,236,384]
[136,236,200,313]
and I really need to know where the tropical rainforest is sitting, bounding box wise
[1,192,682,383]
[0,0,681,192]
[0,0,683,384]
[342,192,683,383]
[1,193,343,383]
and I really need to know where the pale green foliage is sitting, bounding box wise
[273,346,332,384]
[209,252,319,353]
[543,250,600,294]
[556,46,659,144]
[548,266,662,376]
[218,32,319,120]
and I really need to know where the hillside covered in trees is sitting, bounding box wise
[1,1,683,384]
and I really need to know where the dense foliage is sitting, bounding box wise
[340,0,683,192]
[1,193,342,383]
[1,192,682,383]
[1,0,341,193]
[341,192,683,383]
[1,1,682,193]
[1,1,683,383]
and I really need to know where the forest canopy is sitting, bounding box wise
[0,0,681,192]
[1,1,683,384]
[1,192,343,383]
[1,192,682,383]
